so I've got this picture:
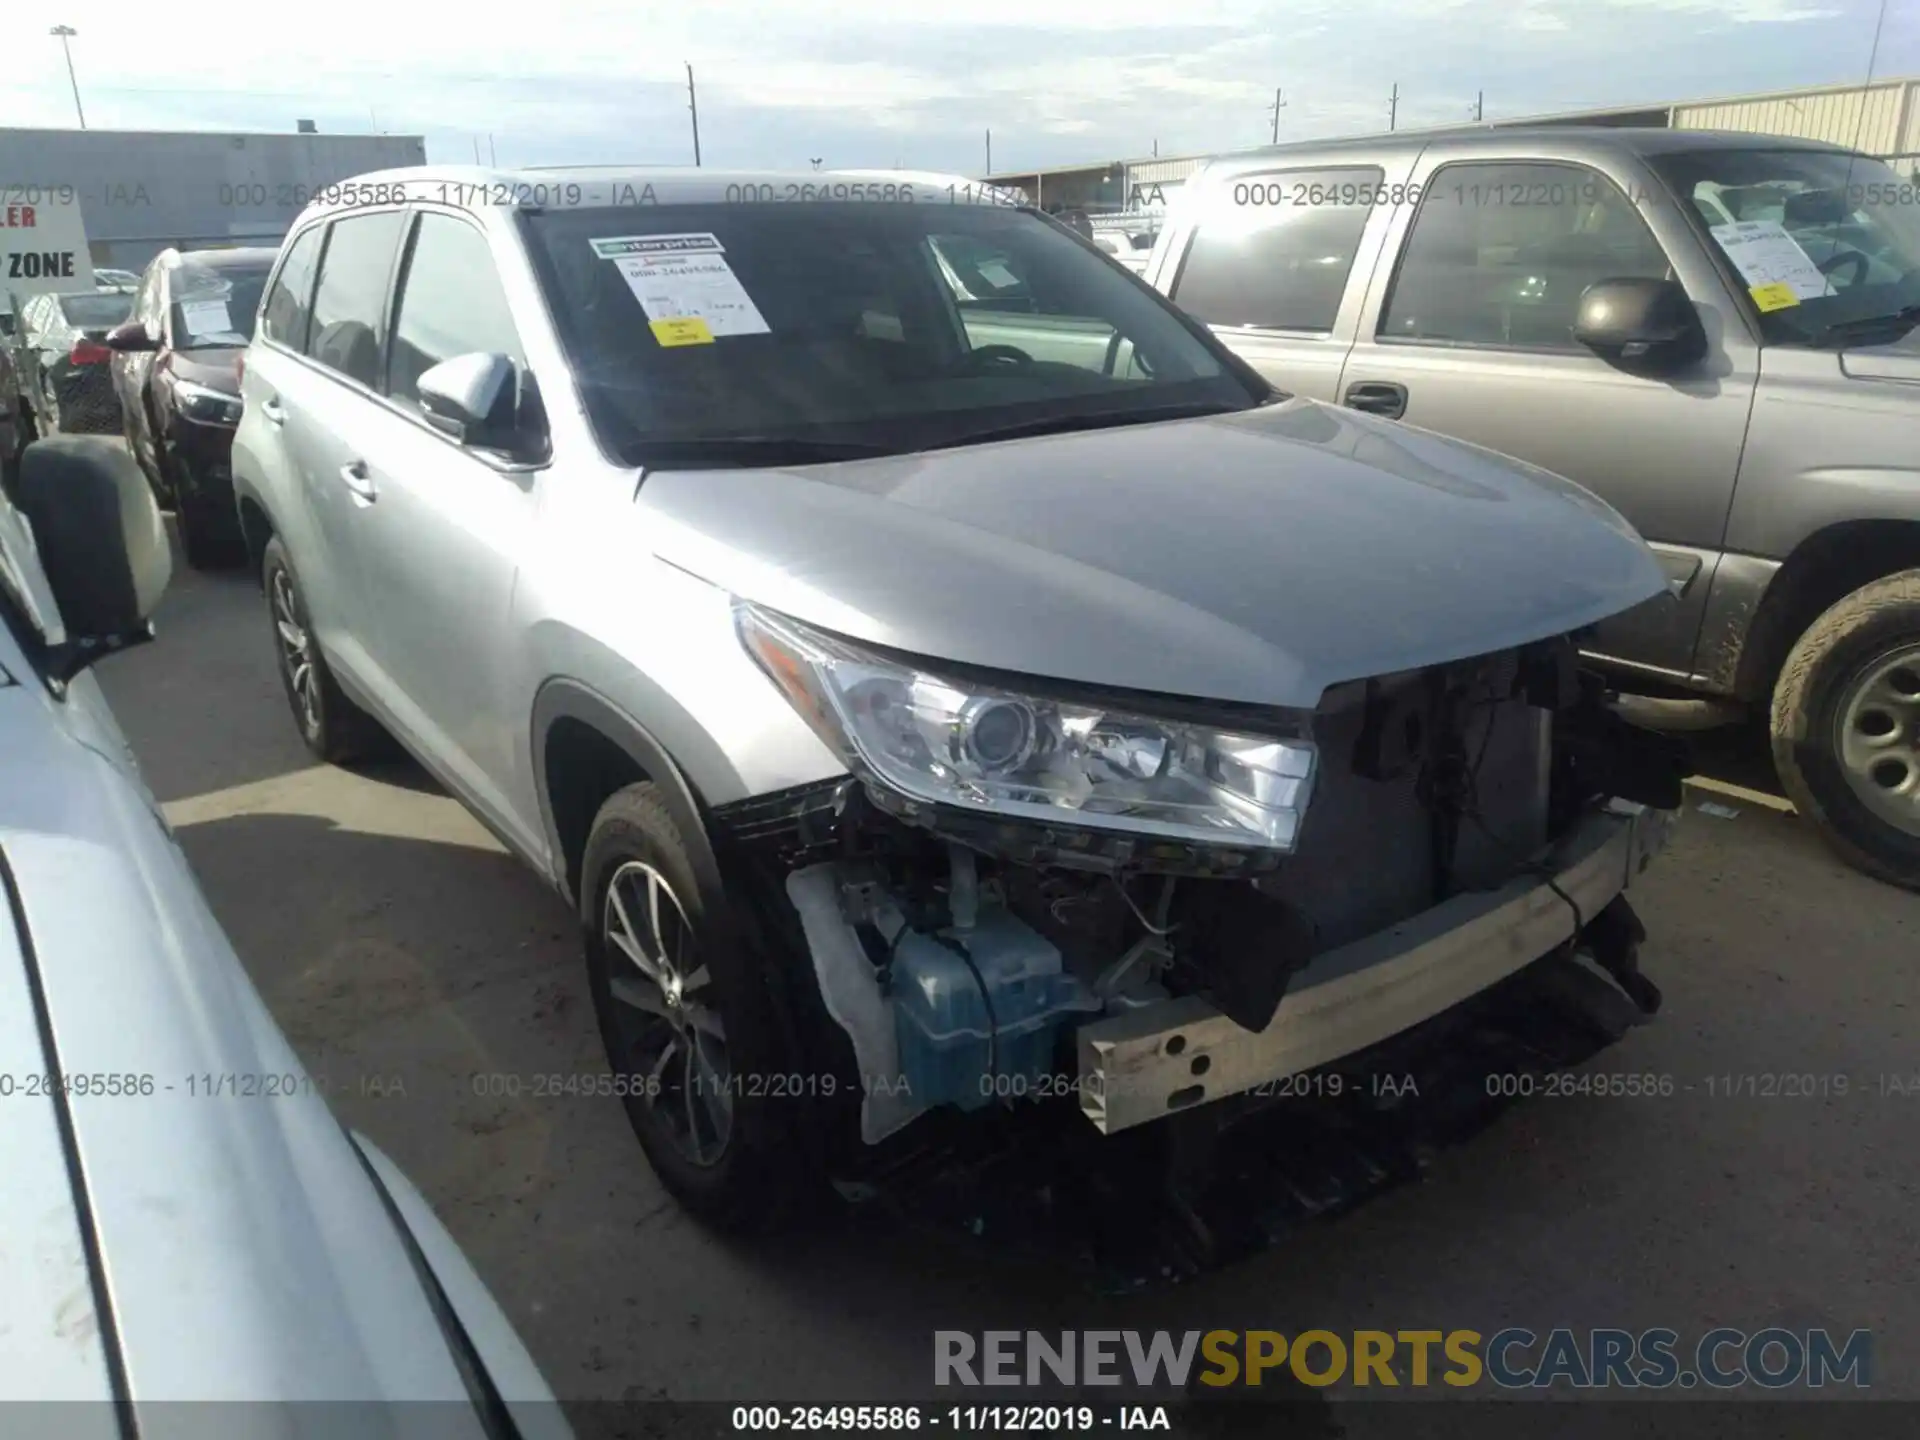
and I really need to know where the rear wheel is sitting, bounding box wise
[1771,570,1920,890]
[580,782,812,1230]
[262,536,386,764]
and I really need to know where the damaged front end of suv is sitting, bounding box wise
[709,590,1684,1213]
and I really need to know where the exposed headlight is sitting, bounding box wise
[174,377,243,426]
[736,602,1317,852]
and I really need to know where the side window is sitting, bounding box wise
[1171,167,1381,333]
[1380,162,1672,349]
[303,211,406,388]
[260,225,323,352]
[387,213,525,408]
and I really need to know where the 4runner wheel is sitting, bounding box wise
[262,537,386,763]
[580,782,806,1230]
[1771,570,1920,890]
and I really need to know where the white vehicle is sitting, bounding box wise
[0,434,566,1427]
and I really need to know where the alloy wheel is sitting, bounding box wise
[271,568,320,735]
[602,859,733,1166]
[1834,643,1920,838]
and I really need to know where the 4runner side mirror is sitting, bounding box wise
[1573,278,1706,375]
[15,436,170,684]
[417,352,545,459]
[104,320,158,352]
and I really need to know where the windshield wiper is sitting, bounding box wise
[627,434,897,468]
[1809,304,1920,348]
[920,400,1248,452]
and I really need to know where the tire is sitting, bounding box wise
[262,536,386,764]
[175,485,246,571]
[1771,569,1920,890]
[580,782,812,1230]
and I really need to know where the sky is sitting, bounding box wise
[5,0,1916,176]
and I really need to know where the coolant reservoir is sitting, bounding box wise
[891,908,1100,1111]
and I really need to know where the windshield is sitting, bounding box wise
[171,266,271,348]
[521,202,1259,464]
[57,293,135,331]
[1650,148,1920,346]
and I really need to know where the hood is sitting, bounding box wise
[1840,328,1920,384]
[168,345,243,392]
[640,399,1667,710]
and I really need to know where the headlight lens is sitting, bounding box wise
[736,602,1317,852]
[174,377,243,425]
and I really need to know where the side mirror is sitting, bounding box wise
[417,352,543,458]
[15,436,170,684]
[1573,278,1706,375]
[104,319,158,353]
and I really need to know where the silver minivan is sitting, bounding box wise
[1144,128,1920,888]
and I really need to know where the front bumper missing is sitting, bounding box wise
[1077,800,1677,1134]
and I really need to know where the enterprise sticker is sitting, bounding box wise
[591,231,770,342]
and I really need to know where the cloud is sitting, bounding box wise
[2,0,1910,175]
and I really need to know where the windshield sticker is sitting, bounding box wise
[590,231,770,341]
[179,297,234,335]
[1749,282,1800,313]
[650,316,714,347]
[1709,220,1834,303]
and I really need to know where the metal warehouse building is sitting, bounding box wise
[983,73,1920,240]
[0,127,426,272]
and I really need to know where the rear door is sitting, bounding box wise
[1150,153,1416,401]
[1336,147,1758,676]
[237,223,329,602]
[334,208,545,850]
[270,211,408,690]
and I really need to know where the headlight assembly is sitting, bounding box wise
[174,378,243,426]
[735,602,1317,852]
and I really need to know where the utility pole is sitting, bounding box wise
[50,26,85,129]
[1388,83,1399,132]
[488,133,497,164]
[686,64,702,167]
[985,129,992,174]
[1473,90,1484,122]
[1268,87,1287,145]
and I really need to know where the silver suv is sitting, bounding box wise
[233,167,1680,1228]
[1142,127,1920,887]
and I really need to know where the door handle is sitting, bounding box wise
[1343,380,1408,420]
[338,459,378,504]
[258,396,286,425]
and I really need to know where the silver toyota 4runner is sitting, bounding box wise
[1143,127,1920,888]
[232,167,1681,1228]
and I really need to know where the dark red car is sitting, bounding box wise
[108,247,276,569]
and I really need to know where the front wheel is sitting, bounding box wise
[580,783,812,1230]
[1772,570,1920,890]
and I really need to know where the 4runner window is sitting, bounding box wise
[1380,161,1671,349]
[1648,147,1920,347]
[388,213,525,408]
[1172,167,1382,333]
[303,212,406,389]
[521,202,1259,464]
[261,226,324,352]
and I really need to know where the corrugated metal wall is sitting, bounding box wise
[1125,156,1205,186]
[0,129,427,270]
[1672,80,1918,156]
